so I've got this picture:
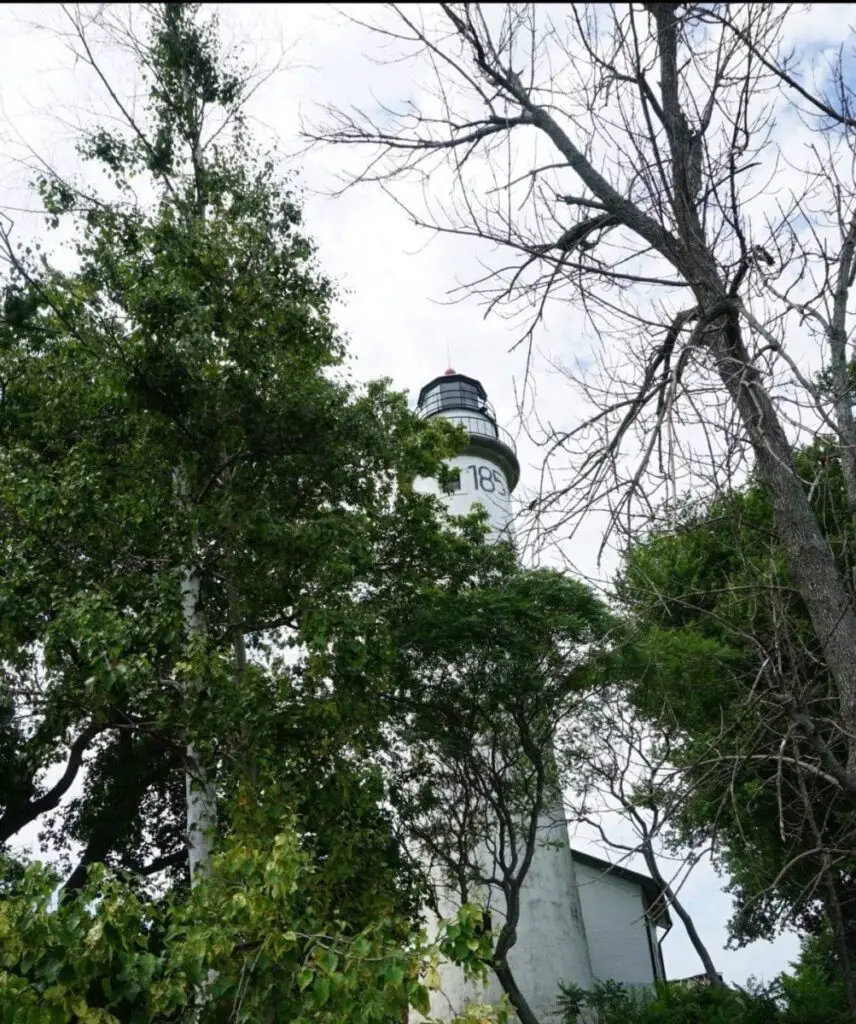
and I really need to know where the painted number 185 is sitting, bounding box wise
[466,464,506,497]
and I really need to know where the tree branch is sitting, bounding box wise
[0,724,99,845]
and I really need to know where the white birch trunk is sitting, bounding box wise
[175,467,217,885]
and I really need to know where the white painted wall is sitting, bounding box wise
[417,450,513,538]
[574,859,659,987]
[504,798,595,1008]
[424,794,595,1022]
[413,407,514,544]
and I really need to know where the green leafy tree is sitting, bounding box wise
[0,4,508,1019]
[559,978,781,1024]
[771,930,852,1024]
[0,828,496,1023]
[557,971,850,1024]
[616,442,856,1009]
[376,568,612,1024]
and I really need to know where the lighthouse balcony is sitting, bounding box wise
[415,371,518,481]
[430,410,518,455]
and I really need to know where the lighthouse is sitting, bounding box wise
[413,369,595,1022]
[414,368,520,541]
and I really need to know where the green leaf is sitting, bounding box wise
[384,964,404,986]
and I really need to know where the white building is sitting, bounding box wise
[412,370,671,1022]
[572,849,670,988]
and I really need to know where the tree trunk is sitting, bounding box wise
[823,869,856,1023]
[828,209,856,522]
[180,82,215,886]
[639,841,723,986]
[493,958,541,1024]
[175,466,216,886]
[712,316,856,777]
[182,561,216,884]
[649,3,856,781]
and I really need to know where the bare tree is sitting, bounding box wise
[561,684,723,986]
[307,4,856,798]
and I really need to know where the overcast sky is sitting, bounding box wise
[3,1,853,988]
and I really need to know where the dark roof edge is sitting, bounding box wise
[464,435,520,491]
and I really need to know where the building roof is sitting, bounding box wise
[571,848,673,929]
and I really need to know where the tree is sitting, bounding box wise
[308,3,856,830]
[615,442,856,1014]
[557,944,854,1024]
[375,566,612,1024]
[0,4,503,1018]
[561,683,723,987]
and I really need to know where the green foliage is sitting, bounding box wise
[379,563,613,876]
[0,821,447,1024]
[557,978,651,1023]
[0,4,513,1020]
[616,443,856,954]
[0,8,615,1022]
[765,929,851,1024]
[436,904,495,975]
[557,973,851,1024]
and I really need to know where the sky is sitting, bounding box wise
[2,0,854,990]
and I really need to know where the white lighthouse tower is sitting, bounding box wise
[413,369,595,1022]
